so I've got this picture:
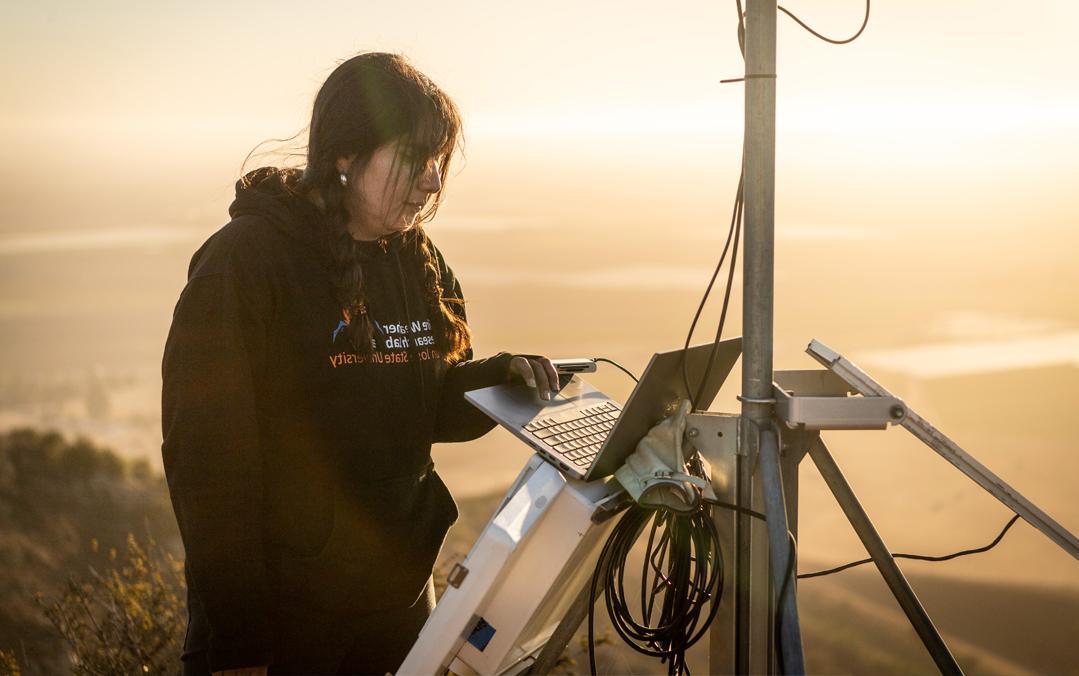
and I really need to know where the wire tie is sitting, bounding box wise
[720,73,778,84]
[736,395,777,404]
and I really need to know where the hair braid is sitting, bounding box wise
[318,169,377,355]
[410,226,471,363]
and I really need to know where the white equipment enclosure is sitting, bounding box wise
[397,455,625,675]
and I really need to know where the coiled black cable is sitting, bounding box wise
[588,502,723,676]
[586,478,1021,673]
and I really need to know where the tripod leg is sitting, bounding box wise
[526,565,606,674]
[758,425,806,674]
[807,437,963,676]
[780,426,811,540]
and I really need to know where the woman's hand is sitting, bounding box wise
[212,668,268,676]
[508,355,560,400]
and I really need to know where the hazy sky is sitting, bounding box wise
[2,0,1077,237]
[1,2,1077,590]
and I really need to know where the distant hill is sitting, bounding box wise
[444,493,1079,675]
[804,568,1079,675]
[1,428,1075,674]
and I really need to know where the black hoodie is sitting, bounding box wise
[161,168,513,671]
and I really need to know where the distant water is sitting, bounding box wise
[857,331,1079,378]
[0,226,203,256]
[1,222,1078,590]
[465,264,718,288]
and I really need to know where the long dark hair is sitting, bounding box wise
[252,52,470,362]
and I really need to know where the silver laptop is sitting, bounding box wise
[464,338,742,481]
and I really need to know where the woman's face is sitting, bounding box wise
[338,139,443,241]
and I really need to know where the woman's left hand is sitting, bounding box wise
[508,355,560,401]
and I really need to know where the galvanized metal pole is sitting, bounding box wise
[736,0,778,673]
[741,0,777,406]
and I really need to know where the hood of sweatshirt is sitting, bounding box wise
[228,167,408,263]
[229,167,324,249]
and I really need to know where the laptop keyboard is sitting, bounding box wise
[523,402,622,467]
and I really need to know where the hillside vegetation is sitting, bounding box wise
[0,429,181,674]
[1,428,1076,674]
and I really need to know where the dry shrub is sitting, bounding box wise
[35,534,186,675]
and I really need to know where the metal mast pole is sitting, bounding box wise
[736,0,778,672]
[741,2,777,422]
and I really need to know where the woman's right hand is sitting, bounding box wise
[212,667,268,676]
[507,355,560,401]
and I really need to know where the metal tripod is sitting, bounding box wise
[708,1,1079,672]
[525,336,1079,675]
[529,2,1079,673]
[688,339,1079,675]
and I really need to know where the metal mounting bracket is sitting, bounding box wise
[773,369,906,430]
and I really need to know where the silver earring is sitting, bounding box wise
[339,172,348,186]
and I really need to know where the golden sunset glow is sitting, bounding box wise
[1,4,1078,668]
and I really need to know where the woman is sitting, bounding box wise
[161,52,558,675]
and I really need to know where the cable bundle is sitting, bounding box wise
[587,502,723,676]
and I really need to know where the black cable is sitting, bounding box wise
[779,0,871,46]
[735,0,746,57]
[703,497,766,522]
[588,503,724,676]
[598,3,874,674]
[693,186,743,410]
[798,514,1022,579]
[773,530,798,672]
[679,0,750,416]
[589,483,1023,674]
[680,168,743,413]
[593,357,639,384]
[734,0,870,51]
